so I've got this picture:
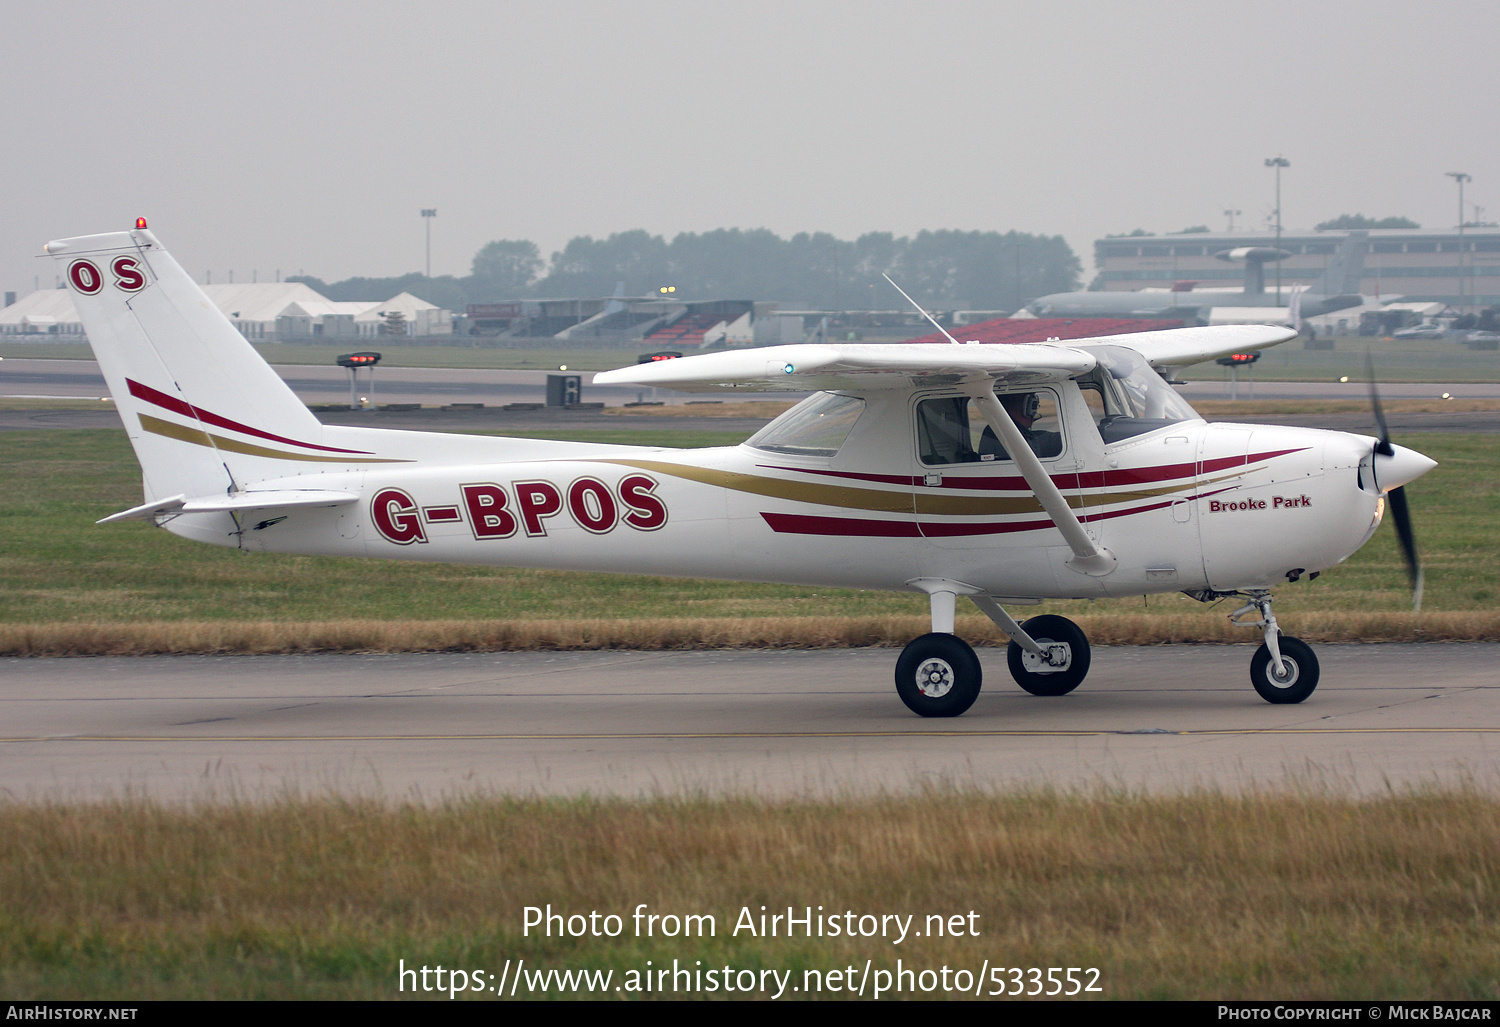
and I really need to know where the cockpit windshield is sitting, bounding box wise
[1074,345,1202,444]
[746,392,865,457]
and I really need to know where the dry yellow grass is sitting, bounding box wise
[4,793,1499,999]
[3,609,1496,657]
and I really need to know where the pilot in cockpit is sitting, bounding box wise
[979,392,1063,460]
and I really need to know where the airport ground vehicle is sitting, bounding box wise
[1393,324,1447,339]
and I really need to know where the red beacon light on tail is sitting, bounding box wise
[135,217,148,230]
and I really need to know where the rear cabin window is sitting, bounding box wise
[746,392,865,457]
[915,390,1063,465]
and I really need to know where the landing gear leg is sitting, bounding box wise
[1230,591,1320,704]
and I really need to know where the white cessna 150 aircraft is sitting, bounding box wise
[49,224,1436,717]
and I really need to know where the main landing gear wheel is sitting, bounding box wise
[1007,614,1091,696]
[895,633,982,718]
[1250,634,1319,704]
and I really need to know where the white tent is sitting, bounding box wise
[0,289,86,335]
[354,292,451,337]
[1,283,452,340]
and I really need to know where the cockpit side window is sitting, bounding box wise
[1074,345,1203,445]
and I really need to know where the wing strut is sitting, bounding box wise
[962,381,1116,577]
[877,274,1113,576]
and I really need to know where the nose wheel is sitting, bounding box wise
[1251,634,1320,704]
[895,633,982,718]
[1230,591,1321,704]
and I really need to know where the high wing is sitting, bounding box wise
[1080,324,1297,369]
[594,326,1295,393]
[593,342,1096,393]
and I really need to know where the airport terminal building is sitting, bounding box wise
[1095,228,1500,309]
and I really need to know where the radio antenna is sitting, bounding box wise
[882,273,962,344]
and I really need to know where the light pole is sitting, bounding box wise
[1446,173,1470,312]
[420,209,437,278]
[1264,157,1290,304]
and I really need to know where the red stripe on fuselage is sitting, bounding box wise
[125,378,373,455]
[759,485,1242,538]
[757,448,1305,492]
[759,513,922,537]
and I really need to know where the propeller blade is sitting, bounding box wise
[1366,352,1393,455]
[1386,485,1423,613]
[1367,353,1423,612]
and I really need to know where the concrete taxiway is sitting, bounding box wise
[4,644,1497,801]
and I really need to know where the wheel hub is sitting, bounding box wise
[915,658,955,698]
[1267,657,1299,686]
[1020,641,1070,675]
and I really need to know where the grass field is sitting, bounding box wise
[3,792,1498,999]
[0,427,1495,655]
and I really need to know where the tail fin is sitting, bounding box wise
[46,226,368,502]
[1312,230,1368,296]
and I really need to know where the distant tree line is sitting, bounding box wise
[1314,214,1421,230]
[289,228,1082,311]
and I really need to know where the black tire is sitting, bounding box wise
[1007,614,1091,696]
[895,633,982,718]
[1250,634,1319,704]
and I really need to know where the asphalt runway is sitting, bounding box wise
[4,644,1498,801]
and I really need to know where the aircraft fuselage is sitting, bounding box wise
[164,390,1387,602]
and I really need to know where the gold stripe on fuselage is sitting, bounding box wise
[603,458,1244,517]
[138,414,409,464]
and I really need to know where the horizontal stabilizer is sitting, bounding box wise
[97,495,188,524]
[98,489,358,524]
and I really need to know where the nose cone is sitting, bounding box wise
[1374,443,1437,491]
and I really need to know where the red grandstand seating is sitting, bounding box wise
[644,312,726,346]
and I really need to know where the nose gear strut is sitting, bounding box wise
[1228,590,1321,704]
[1229,591,1285,676]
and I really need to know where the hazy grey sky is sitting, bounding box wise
[4,0,1497,293]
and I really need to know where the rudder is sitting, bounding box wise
[46,226,358,502]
